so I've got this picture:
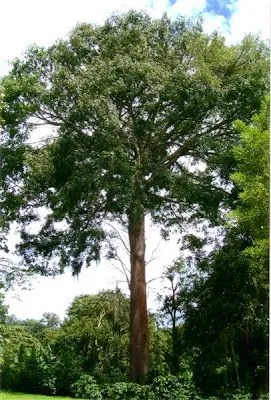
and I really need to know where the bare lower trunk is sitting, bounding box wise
[128,211,149,382]
[230,340,240,390]
[172,317,179,374]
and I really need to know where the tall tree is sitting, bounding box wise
[0,12,268,381]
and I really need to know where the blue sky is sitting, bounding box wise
[165,0,268,42]
[204,0,236,19]
[168,0,236,18]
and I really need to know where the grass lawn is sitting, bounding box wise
[0,392,76,399]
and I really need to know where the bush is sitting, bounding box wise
[148,375,181,400]
[71,374,102,400]
[21,345,56,395]
[53,348,82,396]
[1,340,56,396]
[101,381,148,400]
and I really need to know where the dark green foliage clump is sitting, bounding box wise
[71,374,102,400]
[101,381,148,400]
[0,325,56,395]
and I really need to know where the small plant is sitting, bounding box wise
[71,374,102,400]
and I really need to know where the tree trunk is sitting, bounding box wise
[128,211,149,382]
[230,339,240,390]
[172,313,179,374]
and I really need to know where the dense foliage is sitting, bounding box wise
[180,98,269,398]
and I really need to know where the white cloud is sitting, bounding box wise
[1,0,268,77]
[0,0,210,77]
[152,0,269,44]
[6,220,180,320]
[202,13,228,35]
[167,0,206,18]
[226,0,270,43]
[147,0,169,18]
[7,263,123,320]
[0,0,151,76]
[200,0,270,43]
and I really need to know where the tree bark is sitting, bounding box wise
[172,312,179,374]
[230,339,240,390]
[128,211,149,382]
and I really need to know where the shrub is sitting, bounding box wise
[101,381,148,400]
[21,345,56,395]
[148,375,181,400]
[71,374,102,400]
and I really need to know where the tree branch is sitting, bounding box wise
[163,119,228,169]
[105,222,130,256]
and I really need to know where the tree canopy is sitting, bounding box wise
[0,12,268,269]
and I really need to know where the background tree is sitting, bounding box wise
[60,291,130,383]
[230,96,269,281]
[158,260,185,374]
[40,312,61,328]
[0,324,39,390]
[4,312,61,341]
[229,97,269,398]
[182,99,269,397]
[0,292,8,324]
[0,11,268,381]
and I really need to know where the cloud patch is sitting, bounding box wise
[204,0,237,19]
[167,0,206,17]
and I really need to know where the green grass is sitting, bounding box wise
[0,392,75,399]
